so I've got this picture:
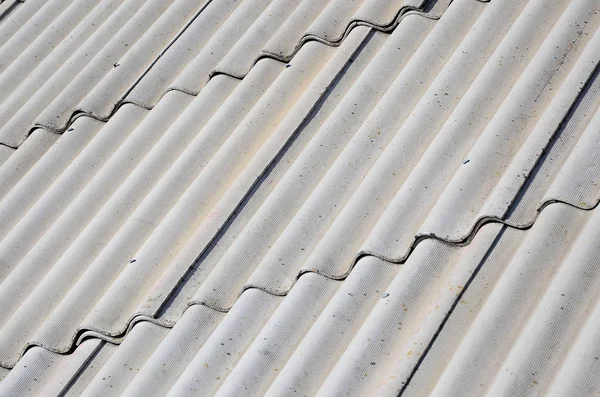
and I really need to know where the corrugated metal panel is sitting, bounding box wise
[3,203,599,396]
[0,0,599,394]
[0,0,426,147]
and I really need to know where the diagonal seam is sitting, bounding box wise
[397,224,509,396]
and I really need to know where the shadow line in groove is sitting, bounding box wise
[0,0,21,24]
[57,340,106,397]
[504,51,600,220]
[154,29,376,319]
[396,224,509,396]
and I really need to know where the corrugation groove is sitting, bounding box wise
[504,56,600,220]
[0,0,22,24]
[397,224,510,396]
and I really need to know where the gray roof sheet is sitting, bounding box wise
[0,0,425,147]
[1,203,599,396]
[0,0,599,395]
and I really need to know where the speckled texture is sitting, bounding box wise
[1,0,600,395]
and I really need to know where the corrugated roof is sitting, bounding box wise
[1,0,600,395]
[0,1,23,23]
[125,0,440,107]
[0,0,427,147]
[404,203,600,397]
[1,203,599,396]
